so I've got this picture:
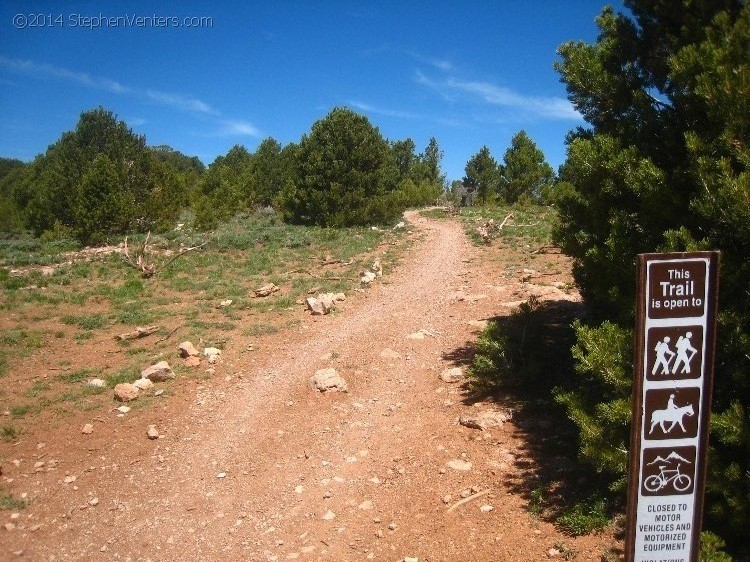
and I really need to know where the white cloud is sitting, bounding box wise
[405,50,454,72]
[414,69,581,121]
[348,100,464,128]
[217,119,261,137]
[0,54,260,137]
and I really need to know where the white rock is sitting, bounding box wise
[63,475,77,484]
[140,361,174,382]
[439,367,463,383]
[87,378,107,389]
[203,347,222,358]
[360,270,376,284]
[89,497,99,506]
[480,504,494,513]
[81,423,94,435]
[358,500,373,510]
[447,459,472,471]
[133,378,154,391]
[310,368,348,393]
[322,510,336,520]
[379,348,401,359]
[117,405,131,414]
[219,299,233,307]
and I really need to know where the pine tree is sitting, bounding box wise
[463,146,500,205]
[501,130,554,203]
[553,0,749,549]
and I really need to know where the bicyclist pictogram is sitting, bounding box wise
[646,326,703,381]
[641,446,696,496]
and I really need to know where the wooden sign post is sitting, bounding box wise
[625,252,720,561]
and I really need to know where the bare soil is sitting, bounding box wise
[1,211,622,561]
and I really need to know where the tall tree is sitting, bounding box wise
[250,137,284,207]
[463,146,500,205]
[501,130,554,203]
[279,107,398,226]
[553,0,749,549]
[22,107,184,242]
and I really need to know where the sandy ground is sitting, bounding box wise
[1,211,620,561]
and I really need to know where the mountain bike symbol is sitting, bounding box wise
[644,464,692,493]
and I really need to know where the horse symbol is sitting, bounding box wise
[649,403,694,434]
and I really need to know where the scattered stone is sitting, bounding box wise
[322,510,336,521]
[459,410,510,430]
[178,341,200,358]
[29,524,41,532]
[114,383,139,402]
[87,378,107,389]
[465,320,488,331]
[393,221,405,230]
[81,423,94,435]
[184,356,201,368]
[63,475,77,484]
[310,368,348,393]
[547,548,561,558]
[360,270,376,284]
[408,330,425,340]
[133,378,154,391]
[306,295,335,316]
[154,389,164,397]
[115,325,159,341]
[294,485,304,494]
[447,459,472,472]
[203,348,222,365]
[146,425,160,440]
[307,286,321,295]
[116,405,131,414]
[254,283,280,298]
[442,495,452,504]
[388,522,397,531]
[89,497,99,507]
[404,558,419,562]
[4,523,15,531]
[439,367,463,383]
[358,500,373,510]
[379,348,401,359]
[219,299,233,308]
[480,504,494,513]
[371,259,382,277]
[216,472,227,479]
[333,293,346,302]
[140,361,175,382]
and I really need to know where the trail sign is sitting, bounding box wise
[625,252,719,562]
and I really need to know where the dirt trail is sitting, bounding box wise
[3,212,617,561]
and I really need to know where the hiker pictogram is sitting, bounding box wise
[646,326,703,381]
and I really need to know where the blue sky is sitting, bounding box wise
[0,1,620,182]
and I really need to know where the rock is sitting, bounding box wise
[88,497,99,506]
[81,423,94,435]
[178,341,200,358]
[254,283,280,298]
[393,221,405,230]
[116,405,131,414]
[447,459,472,471]
[480,504,494,513]
[114,383,139,402]
[547,548,561,558]
[360,270,376,284]
[322,510,336,520]
[465,320,488,331]
[306,295,335,316]
[133,378,154,391]
[372,259,382,277]
[87,378,107,389]
[140,361,174,382]
[4,522,15,531]
[63,475,77,484]
[408,330,425,340]
[219,299,232,308]
[208,354,220,365]
[404,558,419,562]
[310,368,348,393]
[459,410,510,430]
[203,347,222,360]
[380,348,401,359]
[146,425,160,440]
[216,472,227,479]
[439,367,463,383]
[333,293,346,302]
[358,500,373,510]
[184,356,201,368]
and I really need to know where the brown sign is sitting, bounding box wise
[625,252,719,562]
[647,260,707,319]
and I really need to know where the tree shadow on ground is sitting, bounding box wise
[441,298,626,552]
